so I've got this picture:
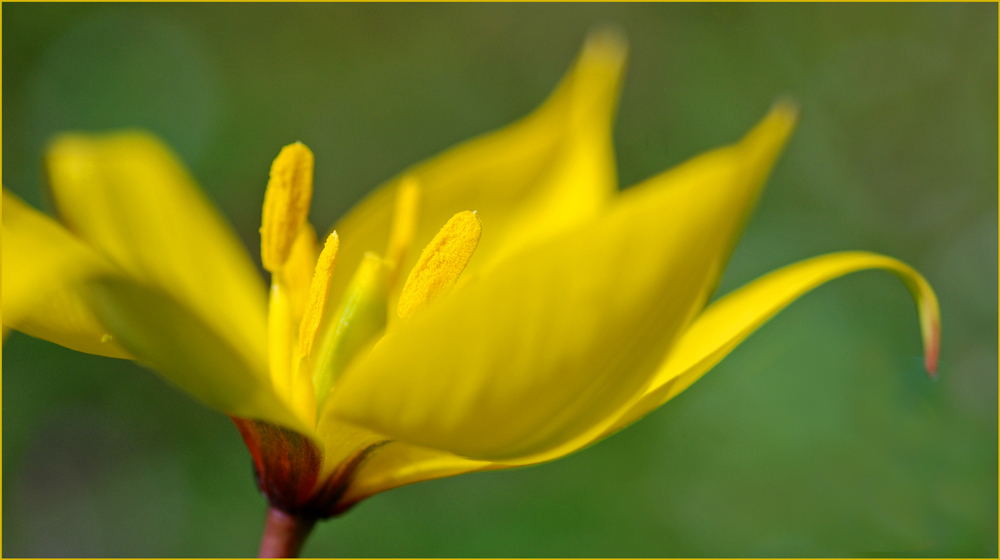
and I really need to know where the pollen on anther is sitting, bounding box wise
[396,210,481,320]
[260,142,314,272]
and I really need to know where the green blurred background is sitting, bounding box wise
[3,3,996,557]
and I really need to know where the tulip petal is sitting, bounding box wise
[327,30,627,316]
[607,251,941,433]
[45,132,268,372]
[87,276,310,434]
[2,189,130,358]
[331,105,797,461]
[313,402,492,513]
[338,441,493,509]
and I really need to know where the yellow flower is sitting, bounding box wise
[2,29,939,537]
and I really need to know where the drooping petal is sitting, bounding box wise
[606,251,941,433]
[331,104,798,462]
[87,276,310,434]
[45,132,268,372]
[2,189,130,358]
[327,30,627,317]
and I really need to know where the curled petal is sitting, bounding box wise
[607,251,941,433]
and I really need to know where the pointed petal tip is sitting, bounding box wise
[771,96,801,121]
[583,25,629,66]
[737,97,800,163]
[923,317,940,379]
[911,273,940,379]
[762,97,801,141]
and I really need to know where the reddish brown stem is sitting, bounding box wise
[258,507,316,558]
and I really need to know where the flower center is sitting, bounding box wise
[258,145,481,425]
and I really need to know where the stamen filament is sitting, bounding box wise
[284,223,319,326]
[385,176,421,281]
[267,275,297,400]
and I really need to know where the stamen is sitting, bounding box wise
[397,211,481,320]
[283,223,319,325]
[260,142,314,272]
[385,176,421,280]
[298,232,340,360]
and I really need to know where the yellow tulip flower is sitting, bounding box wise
[2,30,939,556]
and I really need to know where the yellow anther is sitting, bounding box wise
[298,232,340,360]
[397,211,481,320]
[260,142,314,272]
[385,176,421,277]
[283,223,319,324]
